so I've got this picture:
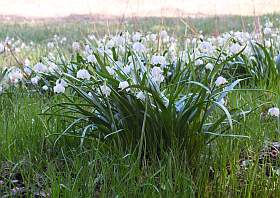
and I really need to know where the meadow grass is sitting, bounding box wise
[1,15,280,197]
[1,13,280,43]
[1,88,280,196]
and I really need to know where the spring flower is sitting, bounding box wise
[263,27,272,35]
[56,79,68,87]
[132,32,141,42]
[61,37,67,43]
[195,59,203,66]
[48,62,60,74]
[54,83,65,94]
[23,66,32,76]
[106,66,115,75]
[9,69,23,84]
[151,55,167,67]
[198,41,215,55]
[77,69,91,80]
[265,40,271,48]
[215,76,227,86]
[123,64,132,74]
[114,35,125,46]
[268,107,280,117]
[33,63,48,73]
[151,66,164,84]
[265,21,273,28]
[149,34,157,42]
[205,63,214,71]
[132,42,146,53]
[84,45,92,54]
[0,85,3,93]
[106,39,115,49]
[118,81,130,91]
[88,92,93,97]
[100,84,111,96]
[88,34,96,41]
[31,76,40,85]
[0,43,4,53]
[162,96,169,107]
[87,54,97,63]
[72,42,80,51]
[24,59,30,67]
[47,42,54,49]
[136,91,145,100]
[229,43,241,54]
[42,85,48,91]
[160,30,169,42]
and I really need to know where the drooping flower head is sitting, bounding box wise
[118,81,130,91]
[215,76,227,86]
[77,69,91,80]
[268,107,280,117]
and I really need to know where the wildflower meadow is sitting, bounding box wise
[1,15,280,197]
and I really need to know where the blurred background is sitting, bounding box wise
[1,0,280,42]
[1,0,280,19]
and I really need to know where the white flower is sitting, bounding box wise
[114,35,125,46]
[132,32,141,42]
[149,34,157,42]
[87,54,97,63]
[54,83,65,94]
[42,85,48,91]
[84,45,92,54]
[195,59,203,66]
[47,42,54,49]
[33,63,48,73]
[61,37,67,43]
[265,21,273,28]
[162,96,169,107]
[151,66,164,84]
[123,64,132,74]
[229,43,241,54]
[198,41,215,55]
[106,39,115,49]
[23,66,32,76]
[0,43,4,53]
[215,76,227,86]
[72,42,80,51]
[31,76,40,85]
[56,79,68,87]
[88,34,96,40]
[268,107,280,117]
[160,30,169,42]
[9,69,23,84]
[0,85,3,93]
[24,59,30,67]
[263,27,272,35]
[132,42,146,53]
[48,62,60,74]
[205,63,214,71]
[151,55,167,67]
[136,91,145,100]
[88,92,93,97]
[106,66,115,75]
[77,69,91,80]
[265,40,271,48]
[118,81,130,91]
[100,84,111,96]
